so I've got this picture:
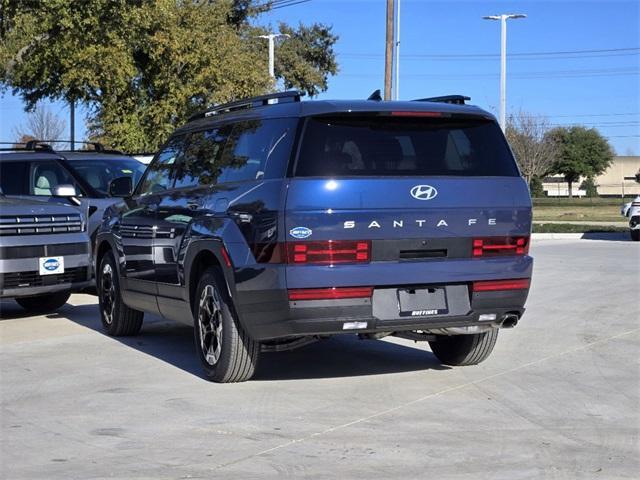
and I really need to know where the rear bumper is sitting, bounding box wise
[236,285,529,341]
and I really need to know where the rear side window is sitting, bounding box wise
[0,162,28,195]
[219,118,297,183]
[295,116,519,177]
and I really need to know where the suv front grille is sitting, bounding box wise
[0,213,83,236]
[0,267,88,289]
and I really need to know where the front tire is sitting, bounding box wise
[15,292,70,313]
[193,268,259,382]
[631,229,640,241]
[98,251,143,336]
[429,329,499,366]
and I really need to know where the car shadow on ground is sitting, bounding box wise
[1,298,449,381]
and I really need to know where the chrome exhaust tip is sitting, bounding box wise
[501,314,519,329]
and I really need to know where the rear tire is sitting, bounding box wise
[98,251,143,336]
[193,268,259,383]
[631,229,640,241]
[429,329,499,366]
[15,292,70,313]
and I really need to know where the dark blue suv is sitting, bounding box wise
[95,91,532,382]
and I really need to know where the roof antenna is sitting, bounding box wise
[367,89,383,101]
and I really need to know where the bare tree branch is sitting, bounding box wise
[505,110,558,184]
[13,104,66,148]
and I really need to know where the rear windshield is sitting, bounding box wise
[295,116,519,177]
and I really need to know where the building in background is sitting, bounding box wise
[542,156,640,198]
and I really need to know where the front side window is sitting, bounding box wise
[66,158,147,195]
[173,127,230,189]
[137,137,185,196]
[30,161,81,196]
[295,116,519,177]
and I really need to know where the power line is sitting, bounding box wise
[268,0,311,10]
[341,67,639,79]
[340,47,640,59]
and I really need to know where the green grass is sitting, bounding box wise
[532,197,632,207]
[533,223,627,233]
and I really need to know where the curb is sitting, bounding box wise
[532,232,628,240]
[532,233,584,239]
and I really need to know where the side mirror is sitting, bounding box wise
[109,176,133,197]
[53,184,77,197]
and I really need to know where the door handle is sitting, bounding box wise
[187,202,199,211]
[144,204,159,212]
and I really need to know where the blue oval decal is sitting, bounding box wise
[44,259,60,271]
[290,226,312,239]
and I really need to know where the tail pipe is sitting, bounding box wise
[501,313,519,329]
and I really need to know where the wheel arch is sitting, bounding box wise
[184,239,236,316]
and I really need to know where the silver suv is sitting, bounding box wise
[0,196,91,313]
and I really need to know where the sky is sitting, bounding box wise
[1,0,638,154]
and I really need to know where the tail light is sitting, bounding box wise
[472,278,530,292]
[286,240,371,265]
[288,286,373,301]
[472,236,529,257]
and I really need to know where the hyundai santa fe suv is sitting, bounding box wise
[95,91,533,382]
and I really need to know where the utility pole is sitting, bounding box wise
[384,0,394,100]
[257,33,290,78]
[69,99,75,151]
[482,13,526,131]
[394,0,401,100]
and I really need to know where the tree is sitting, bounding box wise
[274,22,339,97]
[0,0,339,152]
[580,176,599,197]
[547,126,614,197]
[505,110,557,186]
[13,104,66,147]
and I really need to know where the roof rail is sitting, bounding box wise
[21,140,123,155]
[188,90,304,121]
[413,95,471,105]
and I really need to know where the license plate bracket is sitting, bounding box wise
[397,287,449,317]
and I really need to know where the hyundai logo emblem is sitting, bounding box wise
[410,185,438,200]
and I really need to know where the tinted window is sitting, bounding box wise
[30,161,81,196]
[137,137,185,195]
[0,162,28,195]
[295,116,519,177]
[66,158,146,194]
[219,118,297,183]
[173,127,230,189]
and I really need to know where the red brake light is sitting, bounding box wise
[472,278,530,292]
[390,111,443,117]
[286,240,371,265]
[472,236,529,257]
[288,286,373,301]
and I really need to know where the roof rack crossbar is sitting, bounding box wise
[413,95,471,105]
[188,90,303,121]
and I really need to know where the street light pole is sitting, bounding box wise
[482,13,526,131]
[257,33,290,78]
[395,0,401,100]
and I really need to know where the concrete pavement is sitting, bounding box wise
[1,238,639,479]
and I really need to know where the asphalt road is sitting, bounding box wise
[1,239,639,479]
